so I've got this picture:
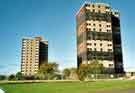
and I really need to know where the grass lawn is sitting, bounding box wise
[0,80,135,93]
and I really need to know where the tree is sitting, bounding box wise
[88,60,105,79]
[24,75,35,80]
[78,64,89,81]
[8,74,16,80]
[69,68,78,80]
[36,73,45,80]
[0,75,6,80]
[37,62,59,80]
[63,68,70,79]
[78,60,105,80]
[63,68,78,80]
[87,60,105,74]
[16,72,24,80]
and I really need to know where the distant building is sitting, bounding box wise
[21,36,48,76]
[76,2,124,74]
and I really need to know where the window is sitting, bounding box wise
[108,44,112,46]
[107,30,111,32]
[109,64,113,67]
[22,45,26,48]
[85,4,89,7]
[93,24,95,26]
[87,43,92,46]
[87,28,91,31]
[106,12,110,15]
[115,12,118,15]
[100,43,102,46]
[93,28,96,31]
[99,24,102,27]
[100,48,103,51]
[108,49,112,52]
[88,48,92,51]
[98,10,101,13]
[99,29,102,32]
[94,43,96,46]
[92,4,95,8]
[106,6,110,9]
[98,5,100,8]
[107,25,111,27]
[94,48,97,51]
[93,9,95,12]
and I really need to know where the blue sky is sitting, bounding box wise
[0,0,135,74]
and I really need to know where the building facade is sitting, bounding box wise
[76,2,124,74]
[21,37,48,76]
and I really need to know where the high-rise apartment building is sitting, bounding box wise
[21,37,48,76]
[76,2,124,73]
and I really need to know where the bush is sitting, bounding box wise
[0,75,6,80]
[8,74,16,80]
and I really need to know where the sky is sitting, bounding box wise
[0,0,135,75]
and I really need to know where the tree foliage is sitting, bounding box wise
[37,62,59,80]
[16,72,24,80]
[63,68,70,79]
[8,74,16,80]
[78,60,105,80]
[69,68,78,80]
[0,75,6,80]
[63,68,78,80]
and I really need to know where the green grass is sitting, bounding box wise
[0,80,135,93]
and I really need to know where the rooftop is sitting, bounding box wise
[76,1,110,16]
